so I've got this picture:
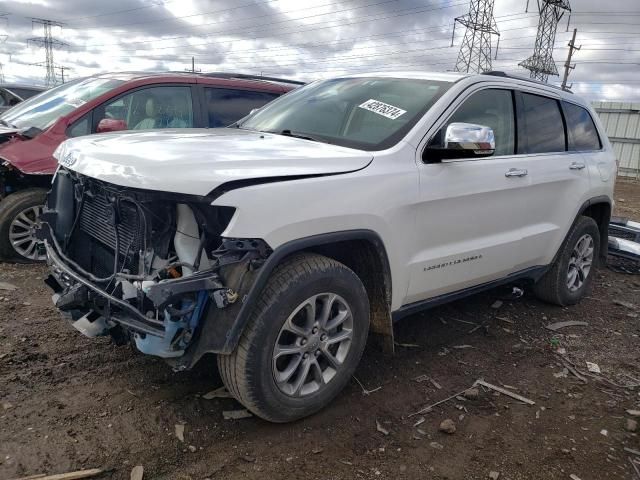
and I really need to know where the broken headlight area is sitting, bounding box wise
[38,167,271,359]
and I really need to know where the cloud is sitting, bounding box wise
[1,0,638,101]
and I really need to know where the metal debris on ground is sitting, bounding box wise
[408,387,472,417]
[174,423,185,442]
[9,469,105,480]
[375,419,390,436]
[413,417,425,427]
[202,386,232,399]
[474,380,535,405]
[545,321,589,331]
[130,466,144,480]
[586,362,602,374]
[352,375,381,395]
[395,342,421,348]
[569,475,582,480]
[222,409,253,420]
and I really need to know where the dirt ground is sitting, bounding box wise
[1,179,640,480]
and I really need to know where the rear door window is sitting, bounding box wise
[518,93,566,154]
[563,102,601,151]
[204,88,279,128]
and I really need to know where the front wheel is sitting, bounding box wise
[533,215,600,306]
[218,253,370,422]
[0,188,48,262]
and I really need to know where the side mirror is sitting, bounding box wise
[97,118,127,133]
[424,122,495,163]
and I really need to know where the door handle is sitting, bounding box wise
[505,168,528,178]
[569,162,586,170]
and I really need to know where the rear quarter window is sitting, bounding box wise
[563,102,602,151]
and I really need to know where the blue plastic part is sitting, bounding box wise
[134,290,209,358]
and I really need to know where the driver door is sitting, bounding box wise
[406,87,529,303]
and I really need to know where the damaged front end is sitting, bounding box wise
[38,167,271,368]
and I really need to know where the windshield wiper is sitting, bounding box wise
[0,119,17,128]
[273,129,322,143]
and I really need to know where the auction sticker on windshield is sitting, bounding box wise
[358,99,407,120]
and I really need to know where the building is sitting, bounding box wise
[592,102,640,179]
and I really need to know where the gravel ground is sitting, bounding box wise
[1,179,639,480]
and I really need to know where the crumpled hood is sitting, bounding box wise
[55,128,373,197]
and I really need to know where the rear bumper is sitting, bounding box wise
[608,217,640,261]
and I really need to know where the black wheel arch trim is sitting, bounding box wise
[576,194,612,261]
[220,229,392,354]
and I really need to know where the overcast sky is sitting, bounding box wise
[1,0,639,101]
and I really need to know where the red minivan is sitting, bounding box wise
[0,72,299,261]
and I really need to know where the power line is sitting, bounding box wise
[72,0,470,50]
[452,0,500,73]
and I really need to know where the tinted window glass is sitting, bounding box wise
[205,88,279,128]
[68,114,91,138]
[519,93,565,154]
[98,86,193,131]
[563,102,601,151]
[447,89,515,156]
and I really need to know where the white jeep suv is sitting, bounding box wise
[40,71,616,422]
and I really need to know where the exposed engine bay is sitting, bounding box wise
[38,167,271,367]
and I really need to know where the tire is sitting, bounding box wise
[533,215,600,306]
[0,188,48,262]
[218,253,370,422]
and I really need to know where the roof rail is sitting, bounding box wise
[481,71,571,93]
[203,72,305,86]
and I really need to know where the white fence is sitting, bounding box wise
[592,102,640,178]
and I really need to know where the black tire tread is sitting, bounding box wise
[217,252,364,422]
[533,215,599,306]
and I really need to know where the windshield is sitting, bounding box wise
[240,77,451,150]
[1,77,125,130]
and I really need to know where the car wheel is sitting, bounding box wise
[218,253,370,422]
[533,215,600,306]
[0,188,48,262]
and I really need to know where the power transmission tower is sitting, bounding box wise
[451,0,500,74]
[27,18,68,86]
[519,0,571,83]
[561,28,580,91]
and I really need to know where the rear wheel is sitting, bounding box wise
[0,188,48,262]
[218,253,370,422]
[534,215,600,306]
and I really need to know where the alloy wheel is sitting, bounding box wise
[566,233,594,292]
[272,293,354,397]
[9,205,46,261]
